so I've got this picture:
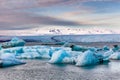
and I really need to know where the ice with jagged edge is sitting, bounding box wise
[0,44,120,67]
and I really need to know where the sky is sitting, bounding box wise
[0,0,120,35]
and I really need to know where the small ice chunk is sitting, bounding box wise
[103,46,110,51]
[70,45,88,52]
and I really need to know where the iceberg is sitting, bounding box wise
[49,50,71,63]
[76,50,99,66]
[0,53,25,67]
[0,37,25,48]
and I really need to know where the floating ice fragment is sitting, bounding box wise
[70,45,88,52]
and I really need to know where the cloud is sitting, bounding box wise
[0,0,120,31]
[0,11,82,30]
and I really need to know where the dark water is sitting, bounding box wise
[0,59,120,80]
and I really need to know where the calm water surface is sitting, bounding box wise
[0,59,120,80]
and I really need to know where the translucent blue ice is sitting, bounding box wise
[76,50,99,66]
[1,44,120,67]
[49,50,71,63]
[10,37,25,46]
[0,37,25,48]
[0,53,25,67]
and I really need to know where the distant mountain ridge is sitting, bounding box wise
[0,27,119,36]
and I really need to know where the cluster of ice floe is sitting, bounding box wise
[1,38,120,68]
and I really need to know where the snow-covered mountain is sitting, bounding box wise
[0,26,119,36]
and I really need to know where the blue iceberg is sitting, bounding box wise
[0,53,25,67]
[49,50,71,63]
[0,37,25,48]
[76,50,99,66]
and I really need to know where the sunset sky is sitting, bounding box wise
[0,0,120,35]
